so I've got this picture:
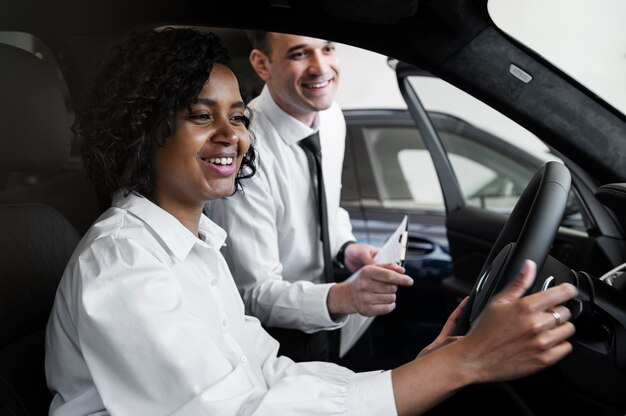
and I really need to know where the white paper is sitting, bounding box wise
[339,215,408,357]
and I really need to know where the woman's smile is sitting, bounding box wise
[200,152,238,176]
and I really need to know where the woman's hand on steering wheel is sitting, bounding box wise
[460,259,578,382]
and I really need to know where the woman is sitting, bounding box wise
[45,27,578,415]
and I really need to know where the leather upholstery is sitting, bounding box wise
[0,42,80,415]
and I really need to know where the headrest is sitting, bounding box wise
[0,43,71,171]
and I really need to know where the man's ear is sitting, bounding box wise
[249,49,271,82]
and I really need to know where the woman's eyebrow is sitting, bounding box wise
[192,98,246,110]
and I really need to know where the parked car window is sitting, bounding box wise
[361,124,444,210]
[358,114,541,214]
[438,130,537,213]
[408,74,588,230]
[344,77,588,231]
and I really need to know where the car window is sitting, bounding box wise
[406,75,588,230]
[398,148,443,208]
[336,40,589,231]
[447,140,534,212]
[406,75,543,211]
[335,43,559,214]
[361,124,444,210]
[407,75,556,164]
[356,114,539,214]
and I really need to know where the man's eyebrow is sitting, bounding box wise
[191,98,246,110]
[285,40,333,55]
[285,44,308,55]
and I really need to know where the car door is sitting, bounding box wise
[339,94,565,368]
[392,62,619,313]
[340,109,452,370]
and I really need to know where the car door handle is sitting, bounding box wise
[406,236,435,255]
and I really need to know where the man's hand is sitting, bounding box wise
[342,242,378,272]
[327,263,413,316]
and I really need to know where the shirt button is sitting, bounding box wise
[210,279,218,286]
[221,319,228,328]
[240,355,247,363]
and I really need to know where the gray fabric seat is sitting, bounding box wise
[0,42,80,415]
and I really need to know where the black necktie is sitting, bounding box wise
[299,131,334,283]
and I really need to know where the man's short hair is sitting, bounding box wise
[246,30,271,55]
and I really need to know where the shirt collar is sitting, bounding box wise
[256,85,319,146]
[112,190,227,260]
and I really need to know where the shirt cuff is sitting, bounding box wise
[301,282,348,332]
[347,370,397,415]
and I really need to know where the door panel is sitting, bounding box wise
[395,69,599,312]
[442,206,507,304]
[340,111,451,370]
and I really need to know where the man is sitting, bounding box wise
[206,31,413,362]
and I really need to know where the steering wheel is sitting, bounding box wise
[453,161,572,335]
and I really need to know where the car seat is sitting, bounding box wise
[0,43,80,415]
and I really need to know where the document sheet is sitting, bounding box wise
[339,215,408,357]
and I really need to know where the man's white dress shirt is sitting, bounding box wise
[206,86,355,333]
[45,191,396,415]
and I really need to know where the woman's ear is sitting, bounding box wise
[249,49,271,82]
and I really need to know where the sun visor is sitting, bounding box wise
[0,43,71,171]
[321,0,419,24]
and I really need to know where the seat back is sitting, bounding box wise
[0,42,80,415]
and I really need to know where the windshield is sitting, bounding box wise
[488,0,626,116]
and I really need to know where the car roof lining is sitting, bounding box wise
[2,0,625,185]
[439,27,626,185]
[320,0,419,24]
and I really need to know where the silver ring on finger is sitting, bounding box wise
[550,309,562,326]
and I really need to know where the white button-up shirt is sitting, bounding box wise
[206,86,355,332]
[45,191,396,415]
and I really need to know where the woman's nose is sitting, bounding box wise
[212,119,239,144]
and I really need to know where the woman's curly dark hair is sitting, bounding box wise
[75,27,256,197]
